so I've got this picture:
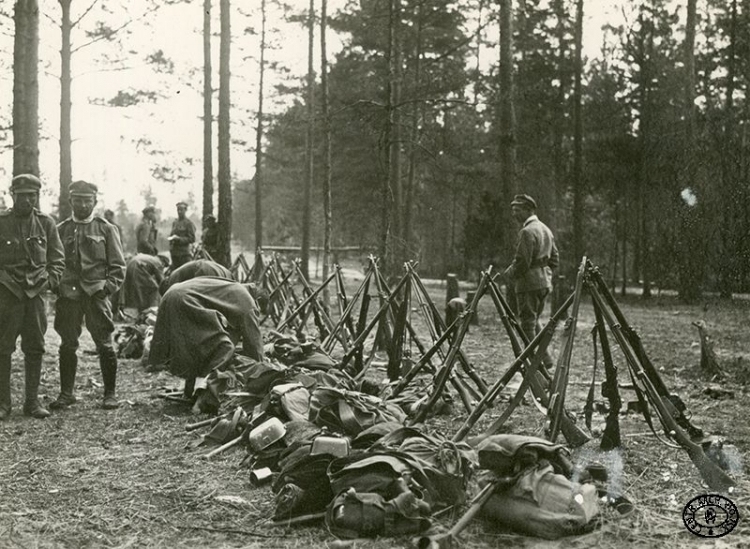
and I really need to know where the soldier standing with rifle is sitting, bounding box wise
[502,194,559,369]
[0,174,65,420]
[51,181,126,410]
[168,201,196,269]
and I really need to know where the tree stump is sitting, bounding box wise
[692,320,723,379]
[446,273,460,304]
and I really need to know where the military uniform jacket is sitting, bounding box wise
[0,209,65,299]
[169,218,196,255]
[201,226,220,259]
[57,216,126,299]
[136,219,158,255]
[503,215,559,293]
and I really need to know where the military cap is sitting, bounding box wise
[69,180,98,197]
[176,201,188,208]
[510,193,537,210]
[142,206,156,215]
[11,174,42,193]
[203,214,216,222]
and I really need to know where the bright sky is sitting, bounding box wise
[0,0,625,216]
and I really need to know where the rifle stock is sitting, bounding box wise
[415,476,503,549]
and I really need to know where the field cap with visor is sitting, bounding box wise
[11,174,42,194]
[69,180,98,197]
[510,193,537,210]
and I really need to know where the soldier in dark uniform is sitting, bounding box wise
[168,201,196,270]
[502,194,559,368]
[0,174,65,420]
[200,214,220,261]
[135,206,158,255]
[51,181,126,410]
[103,209,122,241]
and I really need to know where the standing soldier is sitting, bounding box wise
[51,181,126,410]
[136,206,158,255]
[0,174,65,420]
[168,201,196,269]
[502,194,559,369]
[200,214,220,261]
[103,209,122,242]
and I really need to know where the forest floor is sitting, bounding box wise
[1,282,749,549]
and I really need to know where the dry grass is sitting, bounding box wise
[0,289,748,548]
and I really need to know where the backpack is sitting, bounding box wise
[479,464,599,539]
[325,486,431,539]
[474,435,599,539]
[309,388,406,436]
[371,427,477,508]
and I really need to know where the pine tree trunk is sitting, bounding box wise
[718,0,738,298]
[678,0,701,302]
[552,0,567,233]
[404,0,423,260]
[301,0,315,281]
[203,0,214,219]
[217,0,232,267]
[572,0,584,264]
[255,0,267,249]
[389,0,402,270]
[637,12,652,299]
[59,0,72,219]
[13,0,40,177]
[498,0,516,256]
[320,0,332,308]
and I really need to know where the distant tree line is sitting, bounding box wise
[8,0,750,300]
[237,0,750,301]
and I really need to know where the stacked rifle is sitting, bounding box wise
[245,251,735,491]
[421,258,734,492]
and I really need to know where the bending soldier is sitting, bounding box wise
[122,253,168,314]
[52,181,126,410]
[159,258,233,295]
[0,174,65,420]
[502,194,559,369]
[168,201,196,270]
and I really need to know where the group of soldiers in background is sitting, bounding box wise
[0,172,557,421]
[0,174,213,420]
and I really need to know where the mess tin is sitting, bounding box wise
[248,417,286,452]
[310,435,350,458]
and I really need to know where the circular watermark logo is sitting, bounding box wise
[683,494,740,538]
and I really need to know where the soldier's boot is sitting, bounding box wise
[0,355,12,420]
[50,349,78,410]
[100,349,120,410]
[23,354,50,419]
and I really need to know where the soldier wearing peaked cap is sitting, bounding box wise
[136,206,158,255]
[0,174,66,420]
[200,214,220,261]
[52,180,126,411]
[168,201,196,270]
[502,193,559,369]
